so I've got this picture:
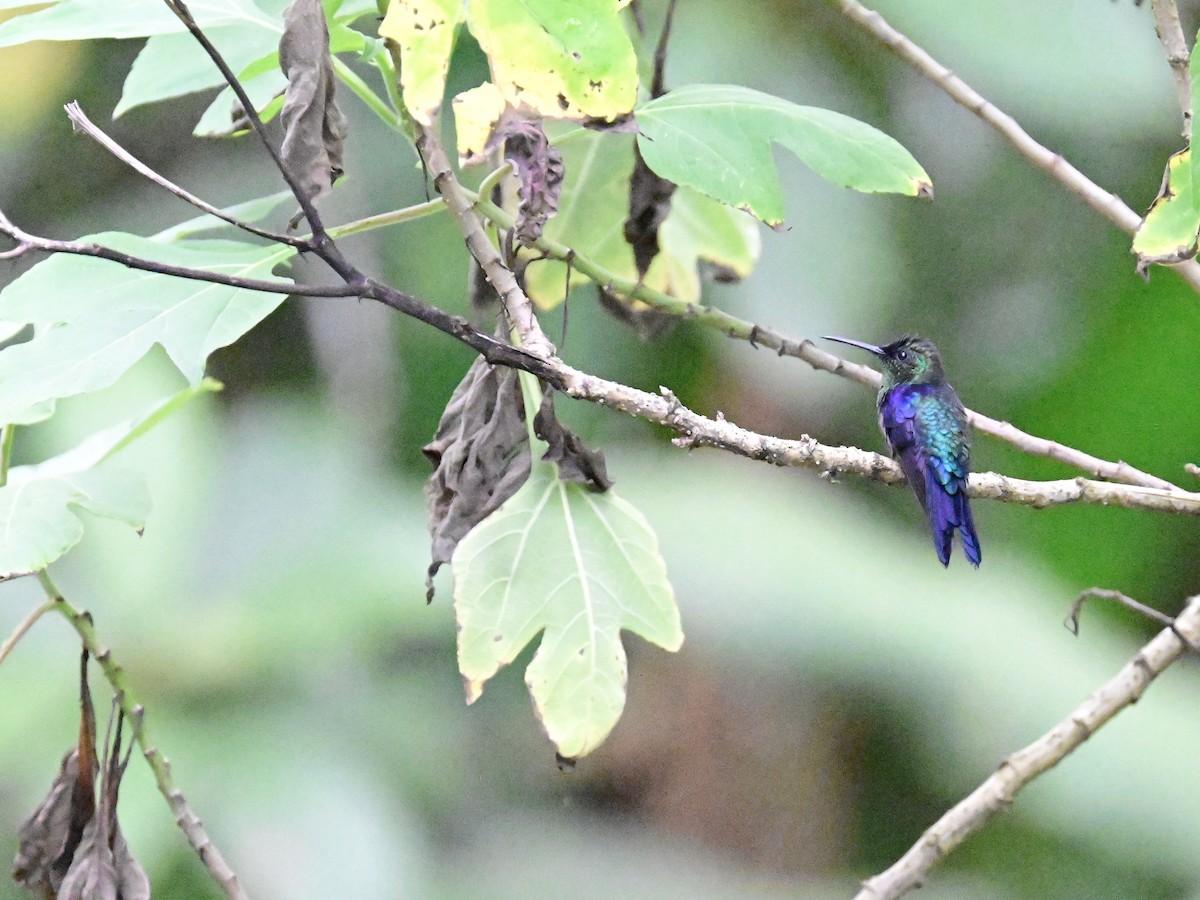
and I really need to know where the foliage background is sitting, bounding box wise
[2,0,1200,897]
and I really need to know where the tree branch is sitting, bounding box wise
[469,193,1184,494]
[35,571,249,900]
[1151,0,1192,137]
[834,0,1200,294]
[0,208,355,298]
[855,594,1200,900]
[413,119,556,358]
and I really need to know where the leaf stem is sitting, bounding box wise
[0,422,15,487]
[324,197,446,240]
[331,56,407,134]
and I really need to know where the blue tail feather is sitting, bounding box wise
[925,478,981,568]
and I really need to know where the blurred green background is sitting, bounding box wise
[2,1,1200,897]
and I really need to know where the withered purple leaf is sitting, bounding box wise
[503,118,564,246]
[622,0,678,280]
[623,141,677,279]
[279,0,350,206]
[423,355,532,600]
[533,393,612,492]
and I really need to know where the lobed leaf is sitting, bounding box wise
[523,130,759,310]
[0,234,293,425]
[1133,148,1200,276]
[0,382,219,577]
[636,84,933,227]
[466,0,637,122]
[452,462,682,759]
[0,0,279,46]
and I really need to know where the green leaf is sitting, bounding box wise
[151,190,294,242]
[0,380,219,577]
[0,0,279,46]
[0,470,149,578]
[1132,149,1200,276]
[0,234,295,425]
[452,462,683,759]
[466,0,637,122]
[379,0,464,127]
[115,11,287,118]
[523,130,760,309]
[636,84,933,227]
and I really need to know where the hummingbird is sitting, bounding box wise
[823,334,981,568]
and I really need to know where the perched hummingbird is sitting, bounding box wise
[823,335,981,568]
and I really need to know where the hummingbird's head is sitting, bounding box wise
[823,334,946,387]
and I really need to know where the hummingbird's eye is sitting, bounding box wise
[896,349,908,361]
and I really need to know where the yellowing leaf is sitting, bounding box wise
[452,81,507,163]
[452,462,682,759]
[380,0,464,126]
[466,0,637,122]
[1133,148,1200,277]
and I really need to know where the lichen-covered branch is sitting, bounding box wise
[854,594,1200,900]
[470,192,1182,494]
[1150,0,1192,137]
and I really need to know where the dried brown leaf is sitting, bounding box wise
[533,393,611,492]
[423,356,531,600]
[596,286,677,341]
[279,0,350,204]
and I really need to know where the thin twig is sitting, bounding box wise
[835,0,1200,295]
[1151,0,1192,137]
[35,571,249,900]
[0,598,55,667]
[469,192,1184,494]
[1066,587,1176,635]
[0,208,354,298]
[64,102,310,249]
[856,594,1200,900]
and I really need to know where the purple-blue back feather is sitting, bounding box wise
[879,383,981,567]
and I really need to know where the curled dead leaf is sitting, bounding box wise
[278,0,350,205]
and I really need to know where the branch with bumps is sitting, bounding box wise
[855,593,1200,900]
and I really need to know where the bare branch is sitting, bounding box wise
[0,597,55,667]
[1151,0,1192,137]
[0,208,356,298]
[36,572,249,900]
[1066,587,1176,635]
[834,0,1200,295]
[64,101,310,249]
[856,594,1200,900]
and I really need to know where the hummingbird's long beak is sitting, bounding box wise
[822,335,885,357]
